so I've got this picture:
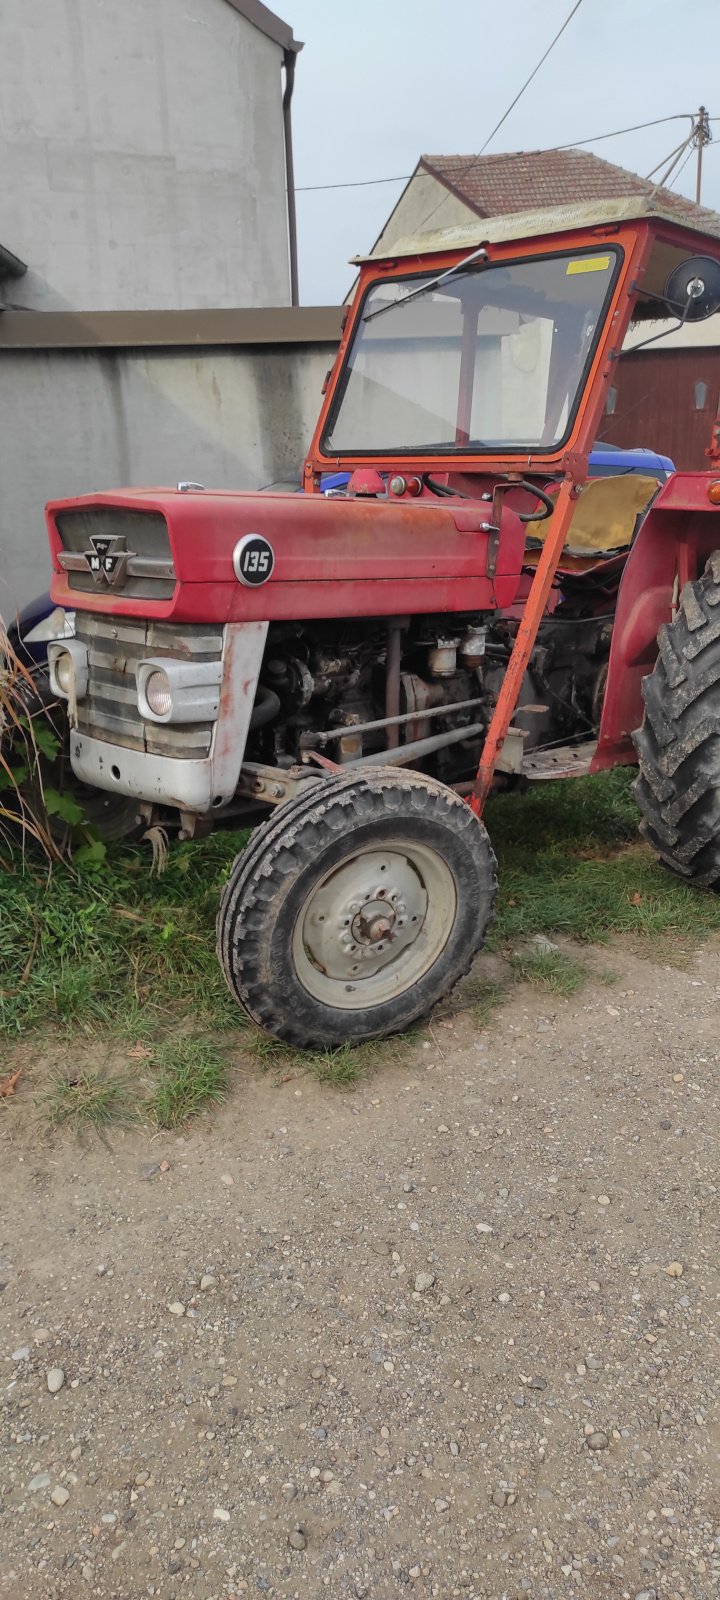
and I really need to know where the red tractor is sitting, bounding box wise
[44,198,720,1047]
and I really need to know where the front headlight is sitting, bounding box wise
[144,668,172,717]
[55,653,75,695]
[136,657,222,725]
[47,639,88,701]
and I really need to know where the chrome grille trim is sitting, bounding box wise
[58,552,175,581]
[74,613,224,759]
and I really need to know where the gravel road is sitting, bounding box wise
[1,938,719,1600]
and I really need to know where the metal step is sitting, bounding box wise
[522,740,598,781]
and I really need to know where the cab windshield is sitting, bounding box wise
[323,248,620,456]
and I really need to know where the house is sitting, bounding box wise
[373,147,720,256]
[0,0,302,311]
[371,148,720,470]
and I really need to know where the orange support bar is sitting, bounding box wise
[470,477,580,813]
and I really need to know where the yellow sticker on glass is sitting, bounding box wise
[566,256,612,275]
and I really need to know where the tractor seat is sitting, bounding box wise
[525,473,661,567]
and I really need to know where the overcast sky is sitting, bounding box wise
[288,0,720,303]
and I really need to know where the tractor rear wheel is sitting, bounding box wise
[217,768,497,1048]
[633,551,720,886]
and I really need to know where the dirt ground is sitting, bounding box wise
[1,938,719,1600]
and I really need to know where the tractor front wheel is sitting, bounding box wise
[634,551,720,886]
[217,768,497,1048]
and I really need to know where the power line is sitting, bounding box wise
[295,114,698,194]
[656,137,696,193]
[646,132,695,185]
[479,0,587,155]
[353,0,589,236]
[672,141,700,189]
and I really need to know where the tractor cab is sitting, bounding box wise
[307,196,720,500]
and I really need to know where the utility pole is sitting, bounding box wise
[693,105,712,204]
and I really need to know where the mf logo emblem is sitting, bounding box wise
[84,534,134,588]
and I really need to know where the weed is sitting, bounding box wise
[309,1044,368,1086]
[147,1037,229,1128]
[0,828,251,1042]
[485,771,720,951]
[40,1066,132,1134]
[463,978,508,1028]
[510,948,587,996]
[247,1030,412,1087]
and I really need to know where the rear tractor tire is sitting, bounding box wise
[217,768,497,1049]
[634,551,720,887]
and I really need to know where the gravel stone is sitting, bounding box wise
[288,1528,307,1550]
[50,1486,70,1507]
[46,1367,65,1393]
[414,1271,435,1292]
[587,1431,610,1451]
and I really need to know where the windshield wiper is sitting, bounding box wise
[362,245,489,324]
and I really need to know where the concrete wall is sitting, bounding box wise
[371,172,475,257]
[0,341,333,618]
[0,0,290,311]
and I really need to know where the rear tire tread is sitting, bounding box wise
[633,552,720,888]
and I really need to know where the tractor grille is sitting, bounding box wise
[55,508,175,599]
[74,614,224,759]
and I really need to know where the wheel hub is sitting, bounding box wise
[352,897,396,945]
[298,849,435,986]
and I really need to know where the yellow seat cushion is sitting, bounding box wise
[526,474,660,556]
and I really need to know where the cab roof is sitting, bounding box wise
[352,195,720,264]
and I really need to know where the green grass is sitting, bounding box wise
[4,765,720,1128]
[39,1066,133,1134]
[462,977,508,1028]
[249,1031,413,1087]
[485,767,720,948]
[509,947,588,996]
[0,828,251,1043]
[147,1036,229,1127]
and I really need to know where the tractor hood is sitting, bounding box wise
[47,486,525,624]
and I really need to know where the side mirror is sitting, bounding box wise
[664,256,720,323]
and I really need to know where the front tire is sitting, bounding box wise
[217,768,497,1048]
[633,551,720,886]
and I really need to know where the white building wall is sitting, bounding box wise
[0,342,333,617]
[0,0,291,310]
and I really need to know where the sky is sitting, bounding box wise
[287,0,720,304]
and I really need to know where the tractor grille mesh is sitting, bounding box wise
[74,614,223,759]
[55,508,175,599]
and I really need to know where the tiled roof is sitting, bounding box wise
[420,148,720,237]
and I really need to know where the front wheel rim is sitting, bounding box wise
[292,841,457,1011]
